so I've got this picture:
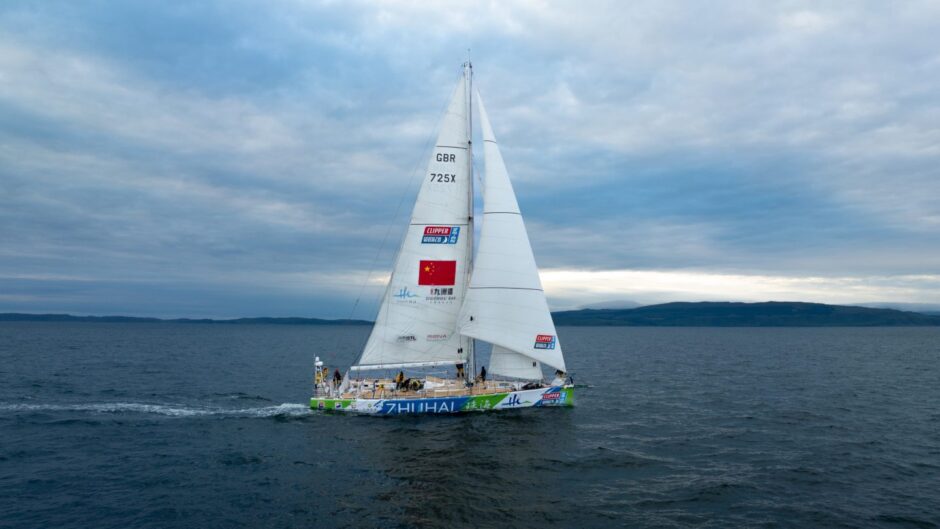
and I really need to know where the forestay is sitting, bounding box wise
[354,73,473,371]
[457,92,566,375]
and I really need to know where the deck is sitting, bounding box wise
[322,376,525,400]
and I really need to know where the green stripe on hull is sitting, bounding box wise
[310,398,353,411]
[461,393,507,411]
[311,385,574,415]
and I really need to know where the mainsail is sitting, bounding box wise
[353,70,473,371]
[457,92,566,378]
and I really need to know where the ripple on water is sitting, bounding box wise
[0,401,313,419]
[1,324,939,529]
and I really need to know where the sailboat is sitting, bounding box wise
[310,63,573,415]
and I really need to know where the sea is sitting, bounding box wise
[1,323,938,529]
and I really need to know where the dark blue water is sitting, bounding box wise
[1,323,938,528]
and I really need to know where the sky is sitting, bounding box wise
[1,0,939,318]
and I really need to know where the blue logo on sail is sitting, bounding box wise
[393,287,418,300]
[422,226,460,244]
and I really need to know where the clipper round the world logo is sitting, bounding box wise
[422,226,460,244]
[534,334,556,350]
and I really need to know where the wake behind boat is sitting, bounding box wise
[311,63,573,415]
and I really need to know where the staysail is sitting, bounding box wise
[457,92,566,378]
[354,70,473,371]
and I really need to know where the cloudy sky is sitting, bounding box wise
[2,1,939,318]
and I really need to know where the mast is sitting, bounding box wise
[463,60,476,385]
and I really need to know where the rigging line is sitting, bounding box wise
[346,82,456,323]
[468,286,543,291]
[348,65,466,353]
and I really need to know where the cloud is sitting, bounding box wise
[1,1,938,317]
[541,269,940,310]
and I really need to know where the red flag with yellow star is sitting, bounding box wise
[418,260,456,285]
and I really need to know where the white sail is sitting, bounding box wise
[457,92,567,374]
[354,71,473,371]
[489,346,542,380]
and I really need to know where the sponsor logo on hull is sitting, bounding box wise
[380,397,467,415]
[537,387,568,405]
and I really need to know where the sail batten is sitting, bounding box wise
[469,286,542,291]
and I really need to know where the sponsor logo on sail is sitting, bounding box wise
[534,334,556,349]
[426,333,448,341]
[392,286,418,303]
[421,226,460,244]
[396,335,417,342]
[425,285,456,304]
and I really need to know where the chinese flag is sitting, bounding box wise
[418,260,457,285]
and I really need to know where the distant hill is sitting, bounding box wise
[551,302,940,326]
[857,302,940,314]
[0,313,371,325]
[5,302,940,327]
[578,300,643,310]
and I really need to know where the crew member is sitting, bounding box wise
[456,362,465,379]
[478,365,487,383]
[395,370,405,390]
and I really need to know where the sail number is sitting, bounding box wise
[431,152,456,182]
